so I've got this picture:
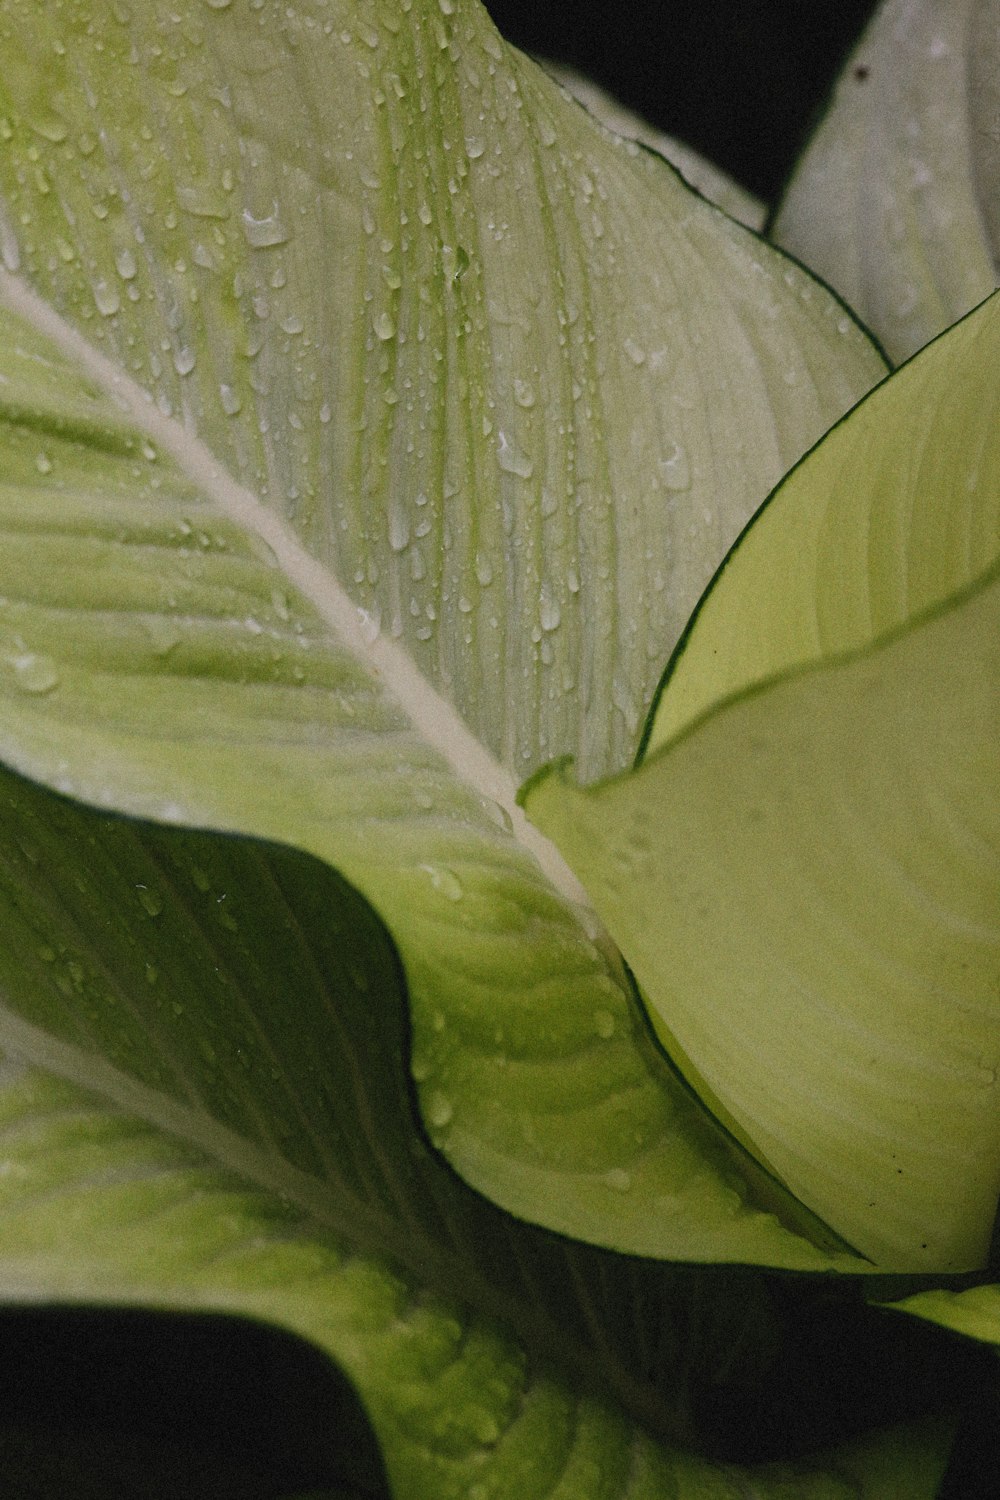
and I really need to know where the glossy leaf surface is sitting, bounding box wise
[0,0,882,1263]
[772,0,1000,362]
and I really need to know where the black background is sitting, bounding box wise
[484,0,879,201]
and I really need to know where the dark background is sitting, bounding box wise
[484,0,879,202]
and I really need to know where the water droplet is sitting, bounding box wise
[513,378,535,409]
[496,430,533,479]
[441,243,469,283]
[136,884,164,917]
[0,205,21,271]
[205,0,233,8]
[422,864,463,900]
[593,1009,616,1039]
[93,280,121,316]
[388,500,409,551]
[219,382,242,416]
[604,1167,632,1193]
[31,112,68,144]
[10,653,60,694]
[115,247,138,280]
[374,310,396,341]
[659,440,690,491]
[539,589,560,633]
[145,962,159,985]
[144,617,182,656]
[623,336,646,365]
[34,452,53,476]
[242,206,289,248]
[426,1090,453,1127]
[418,201,433,226]
[474,553,493,587]
[465,136,484,159]
[173,346,197,376]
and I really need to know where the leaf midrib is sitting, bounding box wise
[0,267,589,910]
[0,994,683,1442]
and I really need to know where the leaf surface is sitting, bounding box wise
[539,63,766,230]
[771,0,1000,362]
[0,765,951,1498]
[524,295,1000,1272]
[0,0,882,1263]
[879,1281,1000,1346]
[643,292,1000,758]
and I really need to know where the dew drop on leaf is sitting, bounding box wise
[219,382,242,416]
[659,439,690,491]
[10,653,60,695]
[496,430,533,478]
[135,884,164,918]
[422,864,463,900]
[93,280,121,316]
[426,1090,454,1128]
[144,618,182,656]
[241,207,290,248]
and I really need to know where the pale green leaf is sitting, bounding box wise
[771,0,1000,362]
[534,300,1000,1274]
[642,292,1000,760]
[0,764,948,1498]
[878,1281,1000,1346]
[0,0,882,1265]
[524,562,1000,1274]
[0,0,881,783]
[539,62,767,230]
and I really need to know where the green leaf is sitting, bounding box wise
[0,0,882,1265]
[642,292,1000,760]
[539,63,767,230]
[771,0,999,363]
[526,564,1000,1275]
[0,764,951,1498]
[524,566,1000,1275]
[878,1281,1000,1346]
[523,284,1000,1276]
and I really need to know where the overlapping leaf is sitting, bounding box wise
[0,765,952,1497]
[539,63,766,230]
[771,0,1000,362]
[524,297,1000,1274]
[643,292,1000,756]
[0,0,882,1262]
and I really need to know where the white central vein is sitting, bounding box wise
[0,269,590,908]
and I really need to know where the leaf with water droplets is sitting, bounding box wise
[0,0,878,1289]
[0,755,954,1499]
[772,0,999,362]
[525,299,1000,1273]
